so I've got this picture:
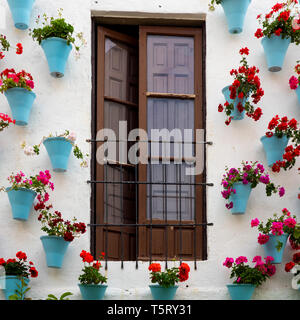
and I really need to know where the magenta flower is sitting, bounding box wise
[284,217,296,229]
[265,256,274,264]
[279,187,285,197]
[258,233,269,245]
[223,257,234,268]
[289,76,299,90]
[235,256,248,265]
[251,218,260,227]
[271,222,284,236]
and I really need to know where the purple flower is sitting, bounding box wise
[279,187,285,197]
[259,175,270,184]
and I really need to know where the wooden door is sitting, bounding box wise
[96,27,138,260]
[139,27,204,261]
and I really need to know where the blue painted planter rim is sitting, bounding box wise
[149,285,179,288]
[227,283,256,288]
[41,37,73,48]
[261,35,291,45]
[43,137,73,144]
[222,85,231,95]
[2,275,29,280]
[4,87,36,98]
[5,187,37,196]
[78,284,108,288]
[40,235,67,240]
[260,135,287,142]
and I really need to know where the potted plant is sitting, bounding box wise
[0,34,23,60]
[29,9,86,78]
[21,130,88,172]
[261,116,299,171]
[0,170,54,221]
[0,113,15,132]
[208,0,251,34]
[78,250,107,300]
[218,47,264,125]
[148,262,190,300]
[285,252,300,290]
[35,202,86,268]
[0,68,35,126]
[0,251,38,300]
[289,61,300,104]
[251,208,297,264]
[221,161,285,214]
[255,1,300,72]
[7,0,35,30]
[223,255,276,300]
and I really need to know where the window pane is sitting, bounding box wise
[147,35,194,94]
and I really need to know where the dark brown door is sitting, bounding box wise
[139,27,204,260]
[95,27,138,260]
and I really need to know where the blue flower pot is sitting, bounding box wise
[222,86,246,120]
[6,187,37,221]
[40,236,70,268]
[2,276,29,300]
[4,88,36,126]
[220,0,251,34]
[262,233,288,264]
[78,284,108,300]
[43,137,73,172]
[260,135,289,167]
[229,182,252,215]
[226,284,255,300]
[295,86,300,105]
[41,37,72,78]
[261,35,291,72]
[7,0,35,30]
[149,285,178,300]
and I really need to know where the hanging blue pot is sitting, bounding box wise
[40,235,70,268]
[7,0,35,30]
[4,88,36,126]
[260,135,289,167]
[41,37,72,78]
[78,284,108,300]
[222,86,246,120]
[262,233,288,264]
[6,187,37,221]
[43,137,73,172]
[261,35,291,72]
[229,182,252,215]
[295,86,300,105]
[3,276,29,300]
[220,0,251,34]
[149,285,178,300]
[226,284,255,300]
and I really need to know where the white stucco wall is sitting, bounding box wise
[0,0,299,300]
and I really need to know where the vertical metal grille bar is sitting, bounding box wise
[149,141,153,265]
[164,163,168,270]
[120,164,124,269]
[104,162,108,270]
[179,164,182,265]
[135,164,138,269]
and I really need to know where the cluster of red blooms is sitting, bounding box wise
[255,1,300,40]
[265,115,300,173]
[285,252,300,272]
[36,202,86,242]
[0,251,38,278]
[0,113,15,131]
[0,68,34,92]
[80,250,105,270]
[218,48,264,125]
[148,262,190,282]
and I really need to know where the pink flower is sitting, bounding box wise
[271,222,284,236]
[223,257,234,268]
[235,256,248,265]
[25,80,34,89]
[258,233,269,245]
[251,218,260,227]
[252,256,262,263]
[284,217,296,229]
[266,264,276,276]
[289,76,299,90]
[292,14,300,30]
[265,256,274,264]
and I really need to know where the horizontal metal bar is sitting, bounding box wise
[86,139,213,145]
[87,180,214,186]
[88,223,213,227]
[146,92,196,99]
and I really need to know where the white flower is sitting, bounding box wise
[80,160,88,168]
[67,132,77,142]
[24,146,35,156]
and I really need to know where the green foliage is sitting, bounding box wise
[4,261,30,278]
[208,0,222,11]
[30,9,86,52]
[0,34,10,52]
[46,292,73,300]
[8,278,31,300]
[78,266,107,285]
[149,267,180,288]
[229,264,268,287]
